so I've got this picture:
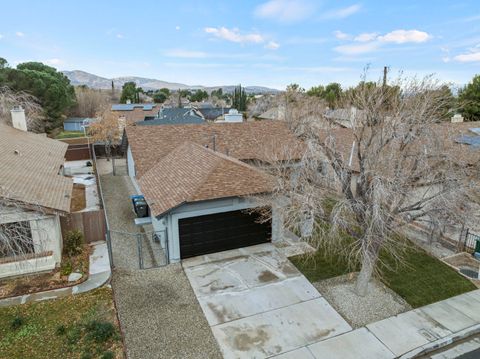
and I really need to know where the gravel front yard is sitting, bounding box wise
[112,265,222,359]
[314,273,411,328]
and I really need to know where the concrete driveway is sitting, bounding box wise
[183,243,352,359]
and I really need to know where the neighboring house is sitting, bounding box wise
[63,117,94,132]
[324,107,366,128]
[123,121,304,262]
[0,114,72,279]
[111,103,160,124]
[137,107,205,125]
[197,107,231,121]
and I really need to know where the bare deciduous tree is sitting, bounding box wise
[88,106,120,161]
[71,86,109,118]
[0,187,49,263]
[0,86,45,132]
[257,75,477,296]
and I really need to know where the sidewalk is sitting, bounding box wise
[0,242,110,308]
[271,289,480,359]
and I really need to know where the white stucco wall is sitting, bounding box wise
[127,145,136,178]
[151,197,282,263]
[0,207,63,278]
[127,145,142,194]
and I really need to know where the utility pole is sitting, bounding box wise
[383,66,388,87]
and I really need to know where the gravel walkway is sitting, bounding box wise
[112,265,222,359]
[314,273,411,328]
[100,173,140,270]
[99,167,221,358]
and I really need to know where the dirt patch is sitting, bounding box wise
[71,183,86,212]
[0,245,91,299]
[258,270,279,283]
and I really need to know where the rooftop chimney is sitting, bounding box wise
[10,106,27,131]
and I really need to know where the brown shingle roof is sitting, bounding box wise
[0,124,72,214]
[112,107,159,124]
[126,121,305,178]
[138,142,274,216]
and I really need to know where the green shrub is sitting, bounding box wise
[63,230,84,257]
[101,351,114,359]
[66,325,82,345]
[85,320,115,343]
[60,260,73,276]
[10,316,24,330]
[80,352,93,359]
[55,324,66,335]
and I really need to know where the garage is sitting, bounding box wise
[179,209,271,259]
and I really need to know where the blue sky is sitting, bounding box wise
[1,0,479,89]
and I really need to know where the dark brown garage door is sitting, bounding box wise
[179,209,271,259]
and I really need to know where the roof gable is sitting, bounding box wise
[138,142,273,217]
[127,121,305,177]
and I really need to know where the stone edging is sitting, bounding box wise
[0,243,110,308]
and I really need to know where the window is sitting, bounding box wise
[0,221,34,258]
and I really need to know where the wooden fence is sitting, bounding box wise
[60,210,106,244]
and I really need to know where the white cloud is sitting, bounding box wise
[453,51,480,63]
[164,49,208,58]
[334,31,350,40]
[0,34,3,40]
[334,29,432,55]
[45,58,63,66]
[265,41,280,50]
[322,4,361,19]
[334,42,380,55]
[378,30,431,44]
[205,27,265,44]
[175,26,181,31]
[254,0,314,23]
[116,33,125,39]
[354,32,378,42]
[16,31,25,37]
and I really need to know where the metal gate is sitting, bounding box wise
[137,230,169,269]
[108,229,169,270]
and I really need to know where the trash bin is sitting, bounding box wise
[131,195,149,218]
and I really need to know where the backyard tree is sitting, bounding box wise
[71,86,109,118]
[232,84,247,111]
[120,81,138,104]
[459,74,480,121]
[0,86,45,132]
[0,60,75,131]
[88,106,120,163]
[258,75,476,296]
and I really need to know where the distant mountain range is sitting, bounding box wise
[62,70,279,94]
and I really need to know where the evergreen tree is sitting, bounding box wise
[232,84,247,111]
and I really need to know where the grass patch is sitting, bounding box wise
[291,235,476,308]
[55,131,85,139]
[0,288,123,359]
[379,246,476,308]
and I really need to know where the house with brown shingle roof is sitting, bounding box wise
[0,121,73,278]
[124,121,304,262]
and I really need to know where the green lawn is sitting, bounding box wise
[291,242,476,308]
[0,288,123,359]
[55,131,85,139]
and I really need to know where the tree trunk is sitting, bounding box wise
[355,253,375,296]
